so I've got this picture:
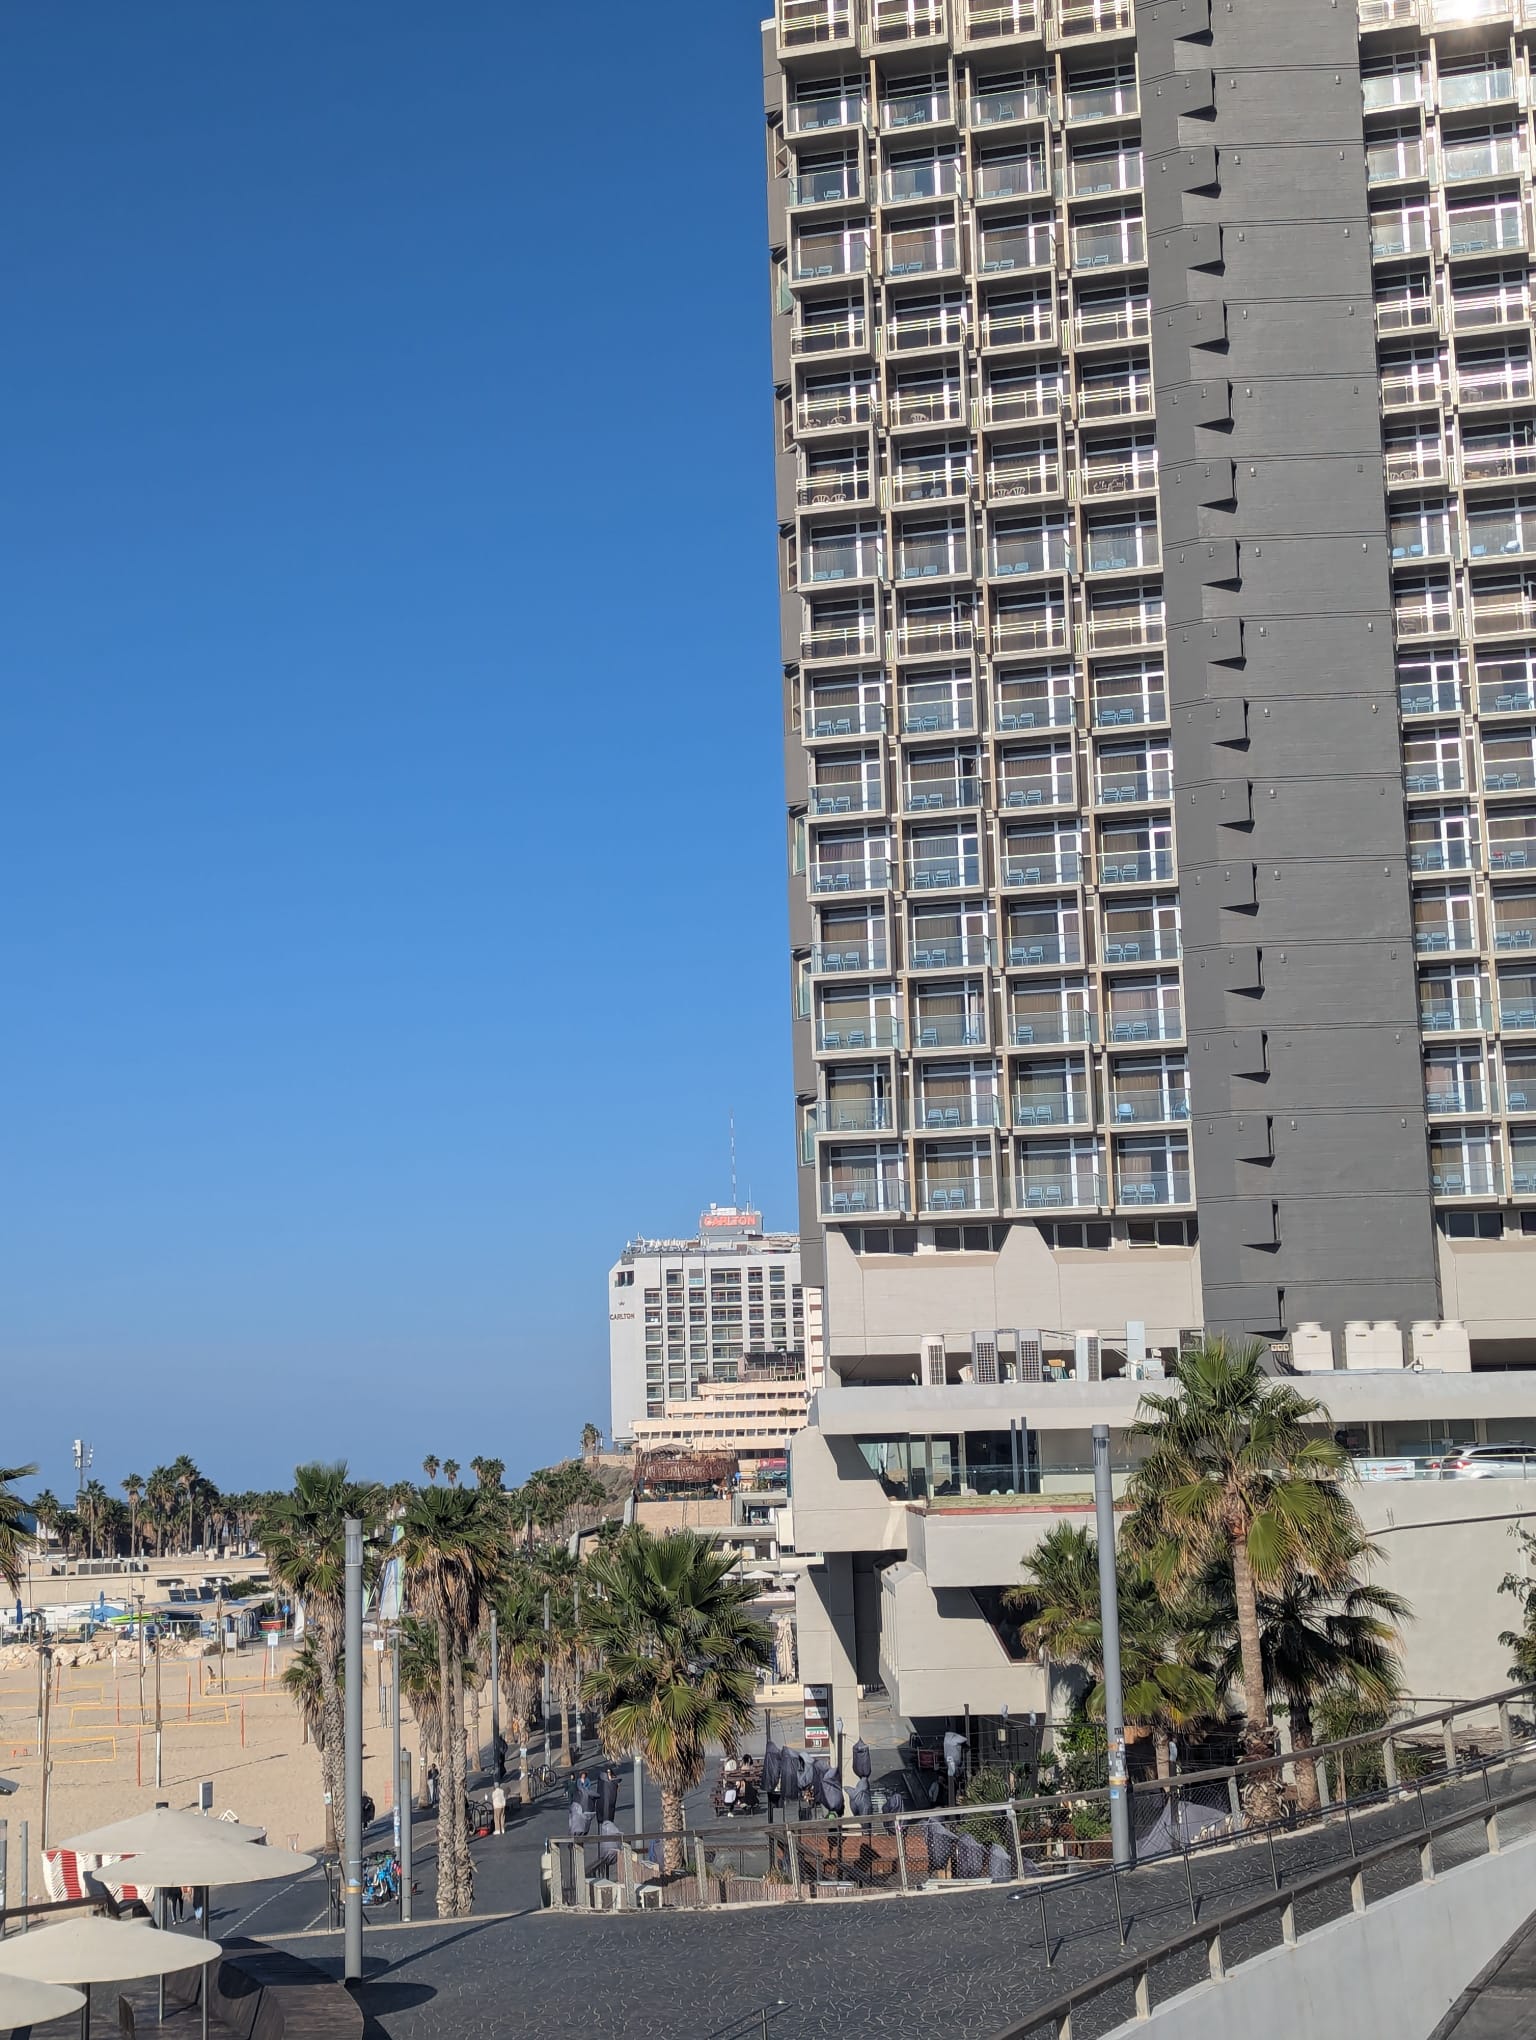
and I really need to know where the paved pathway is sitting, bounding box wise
[1432,1907,1536,2039]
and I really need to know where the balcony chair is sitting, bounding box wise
[843,950,864,969]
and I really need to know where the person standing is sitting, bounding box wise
[491,1780,507,1836]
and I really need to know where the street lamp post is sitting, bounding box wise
[342,1518,364,1984]
[1092,1423,1134,1869]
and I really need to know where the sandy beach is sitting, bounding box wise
[0,1638,408,1896]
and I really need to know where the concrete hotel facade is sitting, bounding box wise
[767,0,1536,1366]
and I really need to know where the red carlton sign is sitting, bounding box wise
[699,1210,762,1231]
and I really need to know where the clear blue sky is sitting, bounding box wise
[1,1,793,1502]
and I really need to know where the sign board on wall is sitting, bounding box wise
[803,1683,833,1749]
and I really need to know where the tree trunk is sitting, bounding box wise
[435,1619,460,1917]
[661,1786,687,1877]
[315,1625,347,1858]
[1231,1537,1279,1821]
[447,1639,474,1916]
[1153,1729,1171,1780]
[1291,1702,1320,1814]
[418,1722,433,1809]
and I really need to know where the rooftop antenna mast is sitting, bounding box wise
[730,1112,738,1208]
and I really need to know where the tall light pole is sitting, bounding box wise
[1092,1423,1133,1868]
[343,1518,364,1984]
[488,1610,501,1780]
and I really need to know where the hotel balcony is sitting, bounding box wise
[811,856,892,894]
[1015,1164,1104,1211]
[1459,363,1536,412]
[1400,675,1461,716]
[816,1014,903,1051]
[1010,1006,1095,1046]
[1468,515,1536,564]
[1002,847,1082,888]
[1470,590,1536,640]
[884,225,962,280]
[987,450,1062,502]
[1514,1142,1536,1197]
[786,89,867,137]
[907,850,983,891]
[917,1166,1000,1215]
[1070,218,1146,273]
[1451,289,1531,338]
[880,85,954,132]
[973,156,1051,208]
[904,774,982,812]
[992,610,1071,657]
[980,382,1063,429]
[1077,449,1158,500]
[801,617,882,664]
[1408,836,1477,872]
[956,0,1043,44]
[1081,608,1166,655]
[1005,930,1081,967]
[1394,594,1458,640]
[1504,985,1536,1031]
[916,1093,1003,1131]
[1425,1075,1498,1116]
[888,384,967,431]
[980,300,1057,353]
[1414,918,1478,955]
[1430,1153,1505,1198]
[1094,686,1167,729]
[811,937,889,973]
[884,305,968,356]
[1480,676,1536,716]
[1102,924,1181,963]
[1361,70,1424,117]
[1419,997,1491,1033]
[969,83,1052,131]
[1098,847,1176,886]
[1076,377,1156,426]
[880,160,964,209]
[1438,66,1516,115]
[1075,299,1151,349]
[997,685,1075,730]
[820,1165,910,1218]
[802,536,884,586]
[909,931,992,968]
[789,164,865,210]
[791,232,873,286]
[778,0,855,51]
[1483,744,1536,794]
[1380,368,1444,414]
[911,1003,988,1051]
[1403,756,1465,794]
[792,309,871,358]
[1369,214,1431,262]
[1384,441,1450,490]
[808,696,885,738]
[866,0,948,46]
[1490,832,1536,873]
[896,528,973,583]
[1096,766,1174,808]
[798,466,873,510]
[810,778,885,816]
[1013,1081,1092,1128]
[1359,0,1420,28]
[1109,1085,1190,1125]
[1461,442,1536,489]
[1376,293,1440,340]
[896,614,974,659]
[1442,135,1525,187]
[796,387,878,433]
[1000,769,1076,811]
[1494,911,1536,952]
[812,1097,896,1132]
[1105,1005,1183,1045]
[1063,78,1138,125]
[1366,136,1430,187]
[1054,0,1135,39]
[902,693,975,735]
[1115,1170,1194,1208]
[977,223,1056,277]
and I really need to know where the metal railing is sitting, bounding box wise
[548,1682,1536,1925]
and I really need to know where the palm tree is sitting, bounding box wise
[281,1637,329,1747]
[144,1467,179,1554]
[1008,1524,1218,1780]
[581,1424,601,1463]
[260,1463,382,1855]
[580,1527,770,1872]
[80,1480,109,1560]
[398,1616,446,1807]
[396,1483,508,1916]
[1124,1337,1359,1815]
[1199,1540,1408,1811]
[422,1456,439,1484]
[122,1475,145,1558]
[443,1460,460,1488]
[0,1465,40,1595]
[469,1457,505,1493]
[29,1488,62,1557]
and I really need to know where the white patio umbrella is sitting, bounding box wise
[93,1831,315,2040]
[56,1811,265,1856]
[0,1920,218,2040]
[0,1974,85,2034]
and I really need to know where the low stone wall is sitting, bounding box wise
[212,1940,363,2040]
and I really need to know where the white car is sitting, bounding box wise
[1429,1443,1536,1478]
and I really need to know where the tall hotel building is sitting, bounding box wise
[767,0,1536,1372]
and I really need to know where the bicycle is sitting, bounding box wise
[361,1853,401,1908]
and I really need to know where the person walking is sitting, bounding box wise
[491,1780,507,1836]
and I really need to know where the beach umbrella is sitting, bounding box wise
[58,1811,264,1856]
[0,1919,219,2040]
[0,1974,85,2031]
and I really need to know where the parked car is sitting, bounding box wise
[1429,1443,1536,1478]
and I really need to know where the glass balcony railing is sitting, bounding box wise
[1097,769,1172,807]
[793,315,870,361]
[790,166,863,207]
[1408,840,1475,870]
[797,390,877,432]
[1106,1008,1183,1043]
[1064,82,1138,122]
[816,1015,902,1050]
[881,88,952,131]
[1013,1087,1091,1127]
[811,940,888,972]
[1400,680,1460,715]
[1495,921,1536,951]
[912,1014,987,1048]
[1426,1081,1498,1115]
[1103,928,1180,962]
[1006,933,1080,966]
[1484,756,1536,792]
[1094,693,1167,728]
[898,536,969,578]
[1116,1172,1193,1207]
[1442,136,1524,184]
[908,854,982,889]
[1011,1009,1095,1045]
[974,157,1050,202]
[801,619,881,663]
[1459,365,1536,409]
[1438,67,1514,112]
[988,455,1062,499]
[919,1174,998,1213]
[981,305,1056,351]
[1420,999,1491,1031]
[881,161,964,204]
[821,1175,909,1216]
[897,615,973,657]
[1361,71,1423,115]
[787,95,866,137]
[909,933,990,967]
[1403,761,1464,792]
[804,541,883,583]
[1430,1158,1505,1196]
[1001,776,1074,809]
[1481,680,1536,715]
[1099,848,1175,884]
[1110,1091,1190,1124]
[1371,215,1432,259]
[1366,139,1428,184]
[918,1096,1002,1131]
[810,781,882,814]
[868,0,947,43]
[960,0,1043,41]
[997,693,1074,729]
[1471,593,1536,639]
[990,531,1074,576]
[1514,1152,1536,1195]
[1505,993,1536,1028]
[812,858,891,893]
[1448,208,1527,259]
[1002,849,1081,886]
[809,700,884,736]
[1085,530,1159,573]
[979,228,1055,274]
[1468,518,1536,560]
[970,84,1052,127]
[1076,301,1151,348]
[885,308,968,354]
[902,699,974,734]
[1414,922,1477,952]
[1072,221,1146,270]
[1016,1169,1104,1210]
[793,236,872,282]
[1512,1081,1536,1112]
[1491,839,1536,870]
[815,1099,896,1132]
[905,776,981,811]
